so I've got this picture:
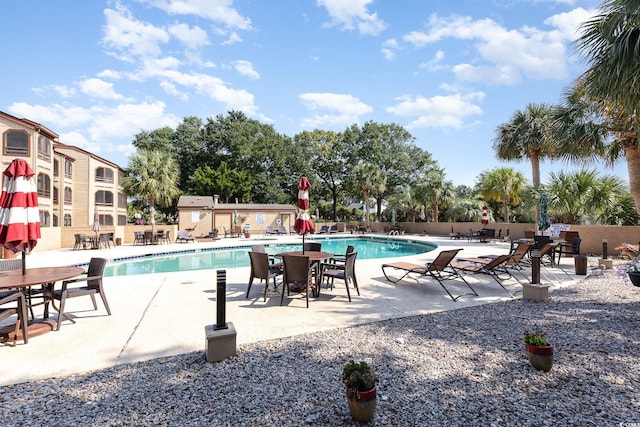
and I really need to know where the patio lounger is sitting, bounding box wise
[450,255,517,297]
[381,249,478,301]
[176,230,195,243]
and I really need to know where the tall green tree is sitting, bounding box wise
[493,103,557,189]
[350,162,386,226]
[546,169,629,224]
[122,149,181,232]
[295,129,351,221]
[576,0,640,115]
[555,1,640,212]
[477,168,527,223]
[189,161,253,202]
[414,165,455,223]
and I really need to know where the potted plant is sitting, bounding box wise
[524,332,554,372]
[342,360,378,422]
[622,256,640,287]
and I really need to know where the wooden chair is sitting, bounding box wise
[0,290,28,346]
[247,251,283,302]
[51,258,110,330]
[320,251,359,301]
[280,255,315,308]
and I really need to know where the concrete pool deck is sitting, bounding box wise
[0,233,583,386]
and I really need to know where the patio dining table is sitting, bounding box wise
[274,251,334,297]
[0,266,84,342]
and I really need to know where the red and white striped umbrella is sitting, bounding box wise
[481,205,489,226]
[294,176,314,251]
[0,159,41,274]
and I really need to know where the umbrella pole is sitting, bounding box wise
[21,252,26,275]
[302,234,305,254]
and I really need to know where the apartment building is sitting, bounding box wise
[0,111,127,248]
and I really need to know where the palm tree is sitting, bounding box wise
[414,166,455,223]
[122,149,181,233]
[493,103,557,188]
[477,168,527,223]
[575,0,640,115]
[545,169,628,224]
[556,1,640,212]
[351,162,386,227]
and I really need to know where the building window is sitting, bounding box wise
[4,130,29,156]
[39,211,50,226]
[64,187,72,205]
[63,214,72,226]
[95,190,114,206]
[118,214,127,226]
[37,136,51,161]
[118,193,127,208]
[99,214,114,226]
[64,160,72,178]
[53,187,58,204]
[53,159,59,177]
[37,173,51,197]
[95,167,114,183]
[52,214,58,227]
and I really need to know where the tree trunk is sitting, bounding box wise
[626,146,640,213]
[531,152,540,232]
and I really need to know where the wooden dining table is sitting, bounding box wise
[274,251,334,297]
[0,266,84,342]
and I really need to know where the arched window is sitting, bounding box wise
[64,160,72,178]
[52,214,58,227]
[37,136,51,160]
[95,167,114,183]
[95,190,114,206]
[53,159,59,177]
[53,187,58,204]
[4,130,29,156]
[37,173,51,197]
[99,214,114,226]
[63,214,72,226]
[64,187,72,205]
[39,211,50,226]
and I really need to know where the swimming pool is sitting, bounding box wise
[104,236,436,277]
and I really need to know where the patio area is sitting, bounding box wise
[0,234,585,386]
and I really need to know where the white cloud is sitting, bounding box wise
[419,50,446,71]
[386,92,484,130]
[299,92,372,128]
[400,12,576,84]
[101,5,170,60]
[544,7,597,42]
[7,100,180,159]
[317,0,386,36]
[139,0,252,30]
[51,85,77,98]
[97,69,122,80]
[381,38,399,61]
[221,31,243,45]
[79,78,123,100]
[233,60,260,80]
[168,22,210,50]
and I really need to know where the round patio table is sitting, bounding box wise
[0,266,84,342]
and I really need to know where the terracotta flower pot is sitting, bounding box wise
[525,344,554,372]
[346,385,377,422]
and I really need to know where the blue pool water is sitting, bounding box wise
[104,236,436,277]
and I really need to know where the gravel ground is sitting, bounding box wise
[1,268,639,426]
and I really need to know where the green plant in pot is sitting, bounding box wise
[524,331,554,372]
[342,360,379,422]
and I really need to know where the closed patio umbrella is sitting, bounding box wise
[92,206,100,236]
[481,205,489,226]
[0,159,41,274]
[538,194,550,235]
[294,176,314,253]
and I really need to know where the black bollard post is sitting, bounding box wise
[214,269,228,330]
[531,249,540,285]
[602,239,608,259]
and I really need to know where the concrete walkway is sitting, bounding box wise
[0,234,581,386]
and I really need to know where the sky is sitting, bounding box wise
[1,0,627,187]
